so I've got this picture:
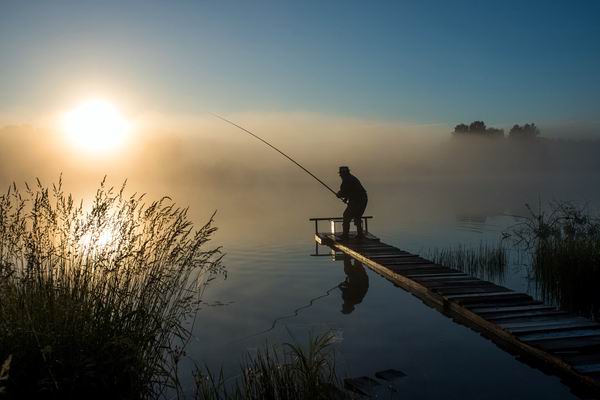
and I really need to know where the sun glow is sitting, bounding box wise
[80,228,116,251]
[63,100,130,151]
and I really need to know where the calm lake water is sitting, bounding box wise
[4,120,600,398]
[177,180,600,399]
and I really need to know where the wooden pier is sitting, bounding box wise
[310,217,600,396]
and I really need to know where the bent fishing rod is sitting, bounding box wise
[210,113,340,199]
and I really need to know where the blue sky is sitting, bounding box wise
[1,0,599,128]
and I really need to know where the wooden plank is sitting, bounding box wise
[379,259,433,265]
[435,286,508,296]
[565,353,600,364]
[420,280,491,288]
[382,261,442,268]
[384,264,446,271]
[403,272,468,278]
[360,250,412,260]
[428,282,500,289]
[378,257,433,262]
[472,304,558,315]
[374,256,428,262]
[382,262,441,268]
[574,363,600,374]
[487,311,569,322]
[509,322,600,335]
[499,316,589,327]
[412,275,478,282]
[391,271,455,279]
[349,244,398,249]
[418,276,480,281]
[367,255,423,260]
[355,246,404,250]
[349,241,393,245]
[434,284,504,292]
[387,267,452,276]
[446,291,516,299]
[502,318,596,330]
[379,263,440,273]
[361,251,410,256]
[315,234,327,245]
[349,247,398,252]
[354,247,408,251]
[328,233,380,241]
[367,253,419,258]
[527,335,600,352]
[564,354,600,371]
[461,299,543,309]
[519,329,600,342]
[447,293,527,305]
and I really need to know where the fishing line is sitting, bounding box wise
[188,284,339,388]
[189,284,341,387]
[210,113,340,199]
[225,283,341,345]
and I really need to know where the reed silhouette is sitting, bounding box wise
[0,178,224,399]
[428,242,507,283]
[510,201,600,320]
[194,332,351,400]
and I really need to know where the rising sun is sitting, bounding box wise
[63,99,130,151]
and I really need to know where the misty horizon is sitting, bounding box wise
[3,2,600,398]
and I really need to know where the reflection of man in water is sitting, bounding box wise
[336,166,368,241]
[339,256,369,314]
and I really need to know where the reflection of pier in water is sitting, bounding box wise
[310,216,600,397]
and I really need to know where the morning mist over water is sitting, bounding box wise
[3,1,600,397]
[2,117,599,244]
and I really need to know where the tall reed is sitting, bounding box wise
[194,332,350,400]
[428,242,507,282]
[0,178,224,399]
[532,238,600,319]
[508,200,600,319]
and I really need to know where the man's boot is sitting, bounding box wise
[340,222,350,241]
[356,222,365,240]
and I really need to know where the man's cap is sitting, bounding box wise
[339,166,350,173]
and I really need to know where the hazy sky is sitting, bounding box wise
[1,0,599,129]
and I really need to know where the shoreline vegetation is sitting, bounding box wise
[0,178,224,398]
[2,178,599,398]
[0,179,351,400]
[430,200,600,322]
[194,333,352,400]
[509,200,600,320]
[428,242,507,283]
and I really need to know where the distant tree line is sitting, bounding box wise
[453,121,504,137]
[508,123,540,139]
[453,121,540,140]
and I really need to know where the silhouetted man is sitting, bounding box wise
[339,256,369,314]
[336,166,368,240]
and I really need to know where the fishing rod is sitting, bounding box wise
[210,113,339,199]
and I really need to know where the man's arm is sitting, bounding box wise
[337,181,348,201]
